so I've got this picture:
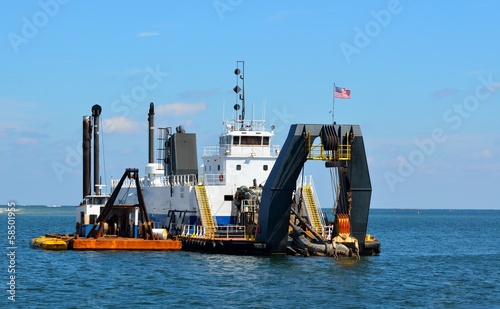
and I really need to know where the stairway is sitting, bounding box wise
[194,186,215,239]
[302,184,323,234]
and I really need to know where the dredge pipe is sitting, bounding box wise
[290,222,333,256]
[148,102,155,164]
[92,104,102,194]
[82,116,91,198]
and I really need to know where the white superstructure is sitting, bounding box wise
[110,118,280,234]
[200,119,279,225]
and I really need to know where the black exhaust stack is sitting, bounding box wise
[91,104,102,195]
[148,102,155,164]
[82,116,92,198]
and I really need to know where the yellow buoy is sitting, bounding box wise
[30,236,68,251]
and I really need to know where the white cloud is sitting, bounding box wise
[265,10,306,23]
[466,149,493,159]
[138,31,160,37]
[0,98,45,132]
[431,88,459,98]
[102,117,141,134]
[156,102,207,116]
[17,137,38,145]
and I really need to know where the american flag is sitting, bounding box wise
[334,86,351,99]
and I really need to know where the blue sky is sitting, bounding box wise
[1,1,499,209]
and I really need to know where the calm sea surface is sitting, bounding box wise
[1,206,499,308]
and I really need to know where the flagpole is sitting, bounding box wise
[332,82,336,124]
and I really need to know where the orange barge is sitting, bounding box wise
[70,237,181,251]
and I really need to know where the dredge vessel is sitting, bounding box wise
[36,62,380,256]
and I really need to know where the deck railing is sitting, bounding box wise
[181,224,248,239]
[322,225,334,241]
[111,174,197,190]
[203,144,281,157]
[214,225,246,238]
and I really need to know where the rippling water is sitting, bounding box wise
[1,206,499,308]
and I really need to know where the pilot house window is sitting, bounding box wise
[241,136,261,145]
[236,165,241,171]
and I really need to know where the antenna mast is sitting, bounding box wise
[233,61,245,126]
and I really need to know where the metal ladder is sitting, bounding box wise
[194,186,215,239]
[302,184,323,235]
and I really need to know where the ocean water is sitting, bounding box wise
[1,206,499,308]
